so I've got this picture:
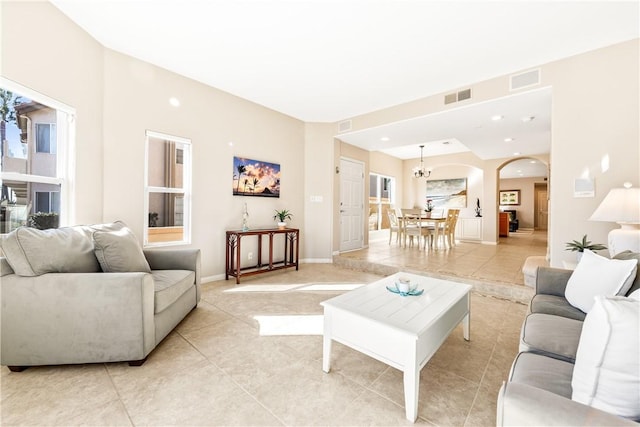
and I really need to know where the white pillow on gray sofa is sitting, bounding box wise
[565,249,637,312]
[1,226,101,276]
[572,295,640,420]
[93,226,151,273]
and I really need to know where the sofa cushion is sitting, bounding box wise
[565,249,637,312]
[152,270,196,313]
[529,294,586,321]
[572,295,640,420]
[1,226,101,276]
[509,352,574,400]
[93,227,151,273]
[613,251,640,296]
[520,313,583,362]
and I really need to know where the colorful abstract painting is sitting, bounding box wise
[233,156,280,197]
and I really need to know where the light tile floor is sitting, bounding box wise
[1,231,544,426]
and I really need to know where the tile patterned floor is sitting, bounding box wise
[1,232,544,426]
[336,229,548,303]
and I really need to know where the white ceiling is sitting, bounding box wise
[49,0,638,176]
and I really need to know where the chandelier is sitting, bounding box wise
[412,145,431,179]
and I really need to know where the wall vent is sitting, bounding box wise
[510,69,541,91]
[338,120,352,133]
[444,88,472,105]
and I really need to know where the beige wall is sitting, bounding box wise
[332,39,639,266]
[3,2,306,279]
[303,122,335,261]
[1,1,104,225]
[4,1,638,272]
[499,177,547,228]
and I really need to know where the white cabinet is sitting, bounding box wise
[455,217,482,241]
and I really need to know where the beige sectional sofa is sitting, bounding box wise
[0,222,200,371]
[497,251,640,426]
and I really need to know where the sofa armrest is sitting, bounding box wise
[1,272,155,366]
[535,267,573,297]
[497,382,637,426]
[143,249,201,285]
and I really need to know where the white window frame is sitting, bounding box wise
[143,130,192,247]
[0,77,76,229]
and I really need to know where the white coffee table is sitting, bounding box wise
[321,272,471,422]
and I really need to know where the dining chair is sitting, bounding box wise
[438,209,460,249]
[400,208,432,249]
[387,210,401,245]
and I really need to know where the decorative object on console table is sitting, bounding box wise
[241,203,249,231]
[589,182,640,257]
[273,209,292,230]
[499,189,520,205]
[232,156,281,197]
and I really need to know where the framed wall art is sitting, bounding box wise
[232,156,280,198]
[499,189,521,205]
[426,178,467,208]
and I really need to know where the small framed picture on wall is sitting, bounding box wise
[499,190,520,205]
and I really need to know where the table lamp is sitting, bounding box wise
[589,182,640,257]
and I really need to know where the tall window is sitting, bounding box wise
[0,78,74,233]
[369,173,395,230]
[144,130,191,246]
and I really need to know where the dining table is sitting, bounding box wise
[398,211,448,250]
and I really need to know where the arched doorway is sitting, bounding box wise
[496,157,549,248]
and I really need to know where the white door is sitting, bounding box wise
[339,158,364,252]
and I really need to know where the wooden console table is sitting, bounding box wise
[225,228,299,284]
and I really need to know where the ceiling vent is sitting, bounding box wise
[510,69,541,91]
[444,88,472,105]
[338,120,352,133]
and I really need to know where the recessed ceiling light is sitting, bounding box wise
[522,116,535,122]
[530,160,536,164]
[380,137,390,142]
[513,152,521,156]
[491,115,504,121]
[504,137,514,142]
[517,170,522,173]
[228,141,234,147]
[169,97,180,107]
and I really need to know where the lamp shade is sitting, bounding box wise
[589,187,640,224]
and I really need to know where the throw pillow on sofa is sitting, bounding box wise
[93,226,151,273]
[1,226,102,276]
[564,249,637,312]
[571,295,640,420]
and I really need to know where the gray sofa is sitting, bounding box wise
[497,251,640,426]
[0,222,201,371]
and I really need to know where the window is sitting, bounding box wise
[35,191,60,213]
[144,130,191,246]
[0,78,74,233]
[368,173,395,231]
[36,123,57,153]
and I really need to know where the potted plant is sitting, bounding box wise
[273,209,292,230]
[565,234,607,261]
[28,212,59,230]
[424,199,433,218]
